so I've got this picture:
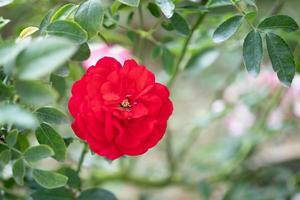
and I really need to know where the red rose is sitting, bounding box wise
[68,57,173,160]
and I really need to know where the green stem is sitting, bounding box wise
[76,143,88,174]
[167,13,207,88]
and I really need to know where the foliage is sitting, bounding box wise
[0,0,300,199]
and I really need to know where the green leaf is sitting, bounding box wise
[39,9,55,35]
[47,20,88,44]
[50,74,67,97]
[58,167,81,189]
[155,0,175,18]
[0,105,38,129]
[0,40,28,66]
[24,145,54,163]
[0,149,11,170]
[258,15,299,32]
[147,2,161,18]
[32,169,68,189]
[12,158,25,185]
[51,3,78,22]
[0,17,10,30]
[208,0,233,7]
[213,15,244,43]
[266,32,295,87]
[243,30,263,77]
[16,37,78,80]
[78,188,117,200]
[162,47,174,75]
[152,46,161,59]
[31,188,74,200]
[35,123,67,162]
[74,0,104,38]
[5,130,18,147]
[71,43,90,61]
[0,0,13,7]
[15,133,30,153]
[15,80,58,105]
[171,12,190,36]
[0,82,12,101]
[118,0,140,7]
[34,107,68,125]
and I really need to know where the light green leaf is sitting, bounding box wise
[243,30,263,77]
[258,15,299,32]
[51,3,78,22]
[266,32,295,87]
[0,17,10,30]
[16,37,78,80]
[0,105,38,129]
[118,0,140,7]
[5,130,18,147]
[171,12,190,36]
[0,82,12,101]
[155,0,175,18]
[213,15,244,43]
[15,80,58,105]
[75,0,104,38]
[39,9,55,35]
[34,107,68,125]
[47,20,88,44]
[32,169,68,189]
[12,158,25,185]
[208,0,233,7]
[35,123,67,162]
[78,188,117,200]
[24,145,54,163]
[0,40,28,66]
[0,0,13,7]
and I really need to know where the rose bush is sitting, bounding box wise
[69,57,173,160]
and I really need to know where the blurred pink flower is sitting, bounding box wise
[82,43,132,69]
[225,104,255,137]
[267,108,284,130]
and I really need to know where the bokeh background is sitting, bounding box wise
[1,0,300,199]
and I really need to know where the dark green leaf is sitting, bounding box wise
[243,30,263,77]
[39,9,55,35]
[16,37,78,80]
[35,123,67,162]
[162,48,174,74]
[213,15,244,43]
[34,107,68,125]
[0,149,11,170]
[31,188,74,200]
[12,158,25,185]
[47,20,88,44]
[15,133,29,152]
[5,130,18,147]
[118,0,140,7]
[152,46,161,59]
[78,188,117,200]
[24,145,54,163]
[51,3,78,22]
[50,74,67,97]
[0,82,12,101]
[15,80,58,105]
[258,15,299,32]
[32,169,68,189]
[0,0,13,7]
[147,3,161,18]
[0,105,38,129]
[155,0,175,18]
[58,167,81,189]
[161,21,174,31]
[75,0,104,38]
[266,32,295,87]
[171,12,190,36]
[71,43,90,61]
